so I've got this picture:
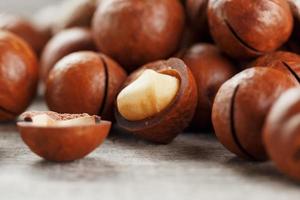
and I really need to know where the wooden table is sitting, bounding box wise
[0,1,300,199]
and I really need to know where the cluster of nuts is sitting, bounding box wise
[2,0,300,182]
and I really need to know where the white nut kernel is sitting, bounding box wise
[31,114,96,127]
[117,69,179,121]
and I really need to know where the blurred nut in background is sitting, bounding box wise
[115,58,197,144]
[33,5,58,41]
[0,31,38,120]
[0,13,49,54]
[52,0,98,33]
[208,0,293,59]
[92,0,185,72]
[176,26,200,52]
[251,51,300,83]
[40,27,97,82]
[46,51,127,120]
[212,67,297,161]
[186,0,210,41]
[182,43,237,130]
[264,88,300,181]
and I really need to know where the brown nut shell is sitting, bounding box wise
[46,51,127,120]
[92,0,185,71]
[263,88,300,181]
[208,0,293,59]
[0,13,48,54]
[182,43,237,130]
[40,27,97,81]
[212,67,297,161]
[0,31,38,121]
[115,58,197,144]
[17,111,111,162]
[251,51,300,84]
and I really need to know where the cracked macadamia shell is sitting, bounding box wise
[208,0,293,59]
[212,67,297,161]
[115,58,197,144]
[263,88,300,181]
[182,43,237,130]
[40,27,97,81]
[117,69,180,121]
[0,31,38,121]
[45,51,126,120]
[18,111,111,162]
[92,0,185,71]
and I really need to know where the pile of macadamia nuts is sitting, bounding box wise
[2,0,300,181]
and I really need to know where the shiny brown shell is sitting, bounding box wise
[115,58,197,144]
[92,0,185,71]
[40,27,96,81]
[0,31,38,121]
[208,0,293,59]
[46,51,127,120]
[212,67,297,161]
[182,43,237,130]
[263,88,300,181]
[251,51,300,84]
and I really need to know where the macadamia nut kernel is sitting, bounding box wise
[29,114,97,127]
[117,69,179,121]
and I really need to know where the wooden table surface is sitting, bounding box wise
[1,1,300,199]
